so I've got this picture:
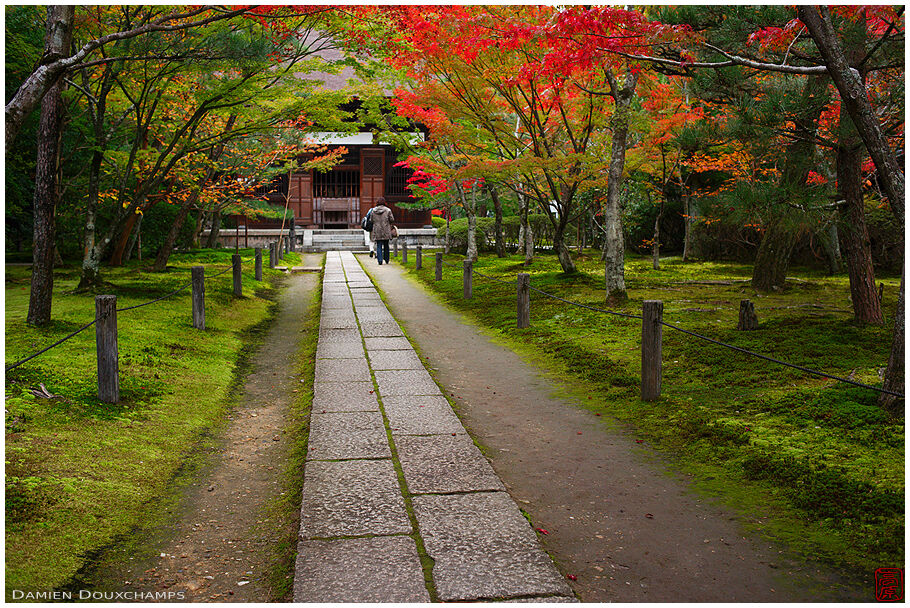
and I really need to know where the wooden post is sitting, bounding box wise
[463,260,473,300]
[402,241,408,265]
[393,239,398,258]
[95,295,119,403]
[416,245,422,270]
[517,273,530,329]
[254,247,262,281]
[192,266,205,330]
[641,300,663,402]
[232,254,242,297]
[737,299,758,330]
[269,242,276,269]
[435,252,443,281]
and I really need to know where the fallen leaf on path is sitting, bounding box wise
[567,574,577,581]
[536,528,549,535]
[645,513,653,519]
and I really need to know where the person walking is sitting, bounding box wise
[369,197,395,265]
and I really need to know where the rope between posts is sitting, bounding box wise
[437,257,902,398]
[657,319,905,398]
[5,319,98,372]
[6,263,240,372]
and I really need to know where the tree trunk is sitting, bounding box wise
[124,214,142,263]
[465,184,479,262]
[751,220,799,291]
[488,184,505,257]
[518,190,533,265]
[652,204,662,270]
[27,6,74,326]
[879,267,904,415]
[838,125,884,324]
[603,69,637,303]
[553,223,577,274]
[444,208,451,254]
[820,222,842,275]
[109,211,140,266]
[205,209,222,248]
[682,190,693,261]
[77,148,105,290]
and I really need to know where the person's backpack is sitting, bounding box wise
[361,208,374,232]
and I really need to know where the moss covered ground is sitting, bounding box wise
[5,249,299,595]
[397,250,904,575]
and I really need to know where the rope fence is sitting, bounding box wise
[400,248,903,400]
[6,244,292,403]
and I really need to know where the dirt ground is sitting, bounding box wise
[361,255,869,603]
[84,266,318,602]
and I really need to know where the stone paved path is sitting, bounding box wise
[293,251,575,602]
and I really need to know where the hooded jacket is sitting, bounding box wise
[369,205,395,241]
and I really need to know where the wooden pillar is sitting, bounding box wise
[95,295,119,403]
[232,254,242,297]
[517,273,530,329]
[192,266,205,330]
[463,260,473,300]
[435,253,443,281]
[393,239,398,258]
[641,300,663,402]
[269,242,276,269]
[254,247,262,281]
[402,242,408,265]
[416,245,423,270]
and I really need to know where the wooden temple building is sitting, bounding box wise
[253,139,431,231]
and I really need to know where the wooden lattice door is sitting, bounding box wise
[360,148,385,220]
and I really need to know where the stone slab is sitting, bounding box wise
[364,337,412,351]
[299,459,411,539]
[308,411,389,460]
[316,341,365,359]
[367,349,425,370]
[320,313,357,329]
[355,308,397,324]
[346,281,374,289]
[413,492,572,601]
[360,320,404,338]
[396,434,504,494]
[318,328,362,343]
[312,381,378,412]
[314,358,371,382]
[294,536,430,602]
[321,296,352,308]
[383,395,466,436]
[375,369,441,396]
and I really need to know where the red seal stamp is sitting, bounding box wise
[875,568,904,602]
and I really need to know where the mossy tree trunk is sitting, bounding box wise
[751,220,800,291]
[602,68,637,302]
[28,6,74,326]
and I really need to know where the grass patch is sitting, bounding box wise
[5,249,301,596]
[396,250,904,576]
